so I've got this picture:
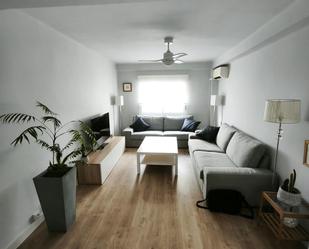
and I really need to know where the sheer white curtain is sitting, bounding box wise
[138,75,189,115]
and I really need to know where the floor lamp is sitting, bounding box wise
[115,95,124,135]
[210,95,222,126]
[263,99,301,186]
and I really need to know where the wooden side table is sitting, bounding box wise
[259,191,309,241]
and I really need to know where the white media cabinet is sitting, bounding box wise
[77,136,125,185]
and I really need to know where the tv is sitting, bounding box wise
[90,112,111,149]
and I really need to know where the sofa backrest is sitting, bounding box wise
[226,131,266,168]
[164,115,193,131]
[136,115,164,131]
[135,115,194,131]
[216,123,237,151]
[258,153,271,169]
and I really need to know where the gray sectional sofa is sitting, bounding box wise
[123,115,196,148]
[189,123,275,206]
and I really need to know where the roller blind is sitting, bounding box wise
[137,75,189,115]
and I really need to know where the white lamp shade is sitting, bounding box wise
[210,95,222,106]
[264,99,301,124]
[115,96,124,106]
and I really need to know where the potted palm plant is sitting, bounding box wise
[0,102,86,232]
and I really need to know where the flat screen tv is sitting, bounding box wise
[90,112,111,149]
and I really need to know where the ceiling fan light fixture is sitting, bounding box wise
[164,36,173,45]
[174,60,184,64]
[163,59,174,65]
[138,36,187,65]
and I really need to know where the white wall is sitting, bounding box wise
[214,0,309,202]
[0,10,117,249]
[116,62,212,130]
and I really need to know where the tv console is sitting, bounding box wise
[77,136,125,185]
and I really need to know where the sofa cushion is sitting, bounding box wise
[130,131,163,140]
[163,131,194,140]
[216,123,237,151]
[137,115,164,131]
[195,126,220,143]
[129,117,150,132]
[193,151,236,179]
[259,154,270,169]
[226,131,266,168]
[181,118,201,132]
[189,138,223,153]
[164,116,192,131]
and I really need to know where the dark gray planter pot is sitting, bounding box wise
[33,166,76,232]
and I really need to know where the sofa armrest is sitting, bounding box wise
[203,167,275,206]
[188,129,202,138]
[123,127,134,136]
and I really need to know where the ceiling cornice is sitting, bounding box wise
[116,62,213,72]
[0,0,163,10]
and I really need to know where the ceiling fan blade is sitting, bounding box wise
[138,59,162,63]
[173,53,187,58]
[174,59,184,64]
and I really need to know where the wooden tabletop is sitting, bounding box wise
[87,136,124,164]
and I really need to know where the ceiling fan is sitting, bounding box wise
[139,36,188,65]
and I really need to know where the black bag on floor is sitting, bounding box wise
[196,189,254,219]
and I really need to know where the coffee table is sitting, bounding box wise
[136,136,178,175]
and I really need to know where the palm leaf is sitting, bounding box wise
[48,144,64,164]
[36,101,57,116]
[51,143,62,165]
[42,116,62,128]
[0,113,35,124]
[50,143,61,153]
[62,136,78,152]
[36,139,54,151]
[70,129,82,141]
[11,126,46,146]
[62,150,82,164]
[79,121,98,148]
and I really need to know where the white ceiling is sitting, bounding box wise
[19,0,293,63]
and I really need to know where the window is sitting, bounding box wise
[138,75,189,115]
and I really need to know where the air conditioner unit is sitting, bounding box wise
[212,65,229,79]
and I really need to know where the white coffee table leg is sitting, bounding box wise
[137,153,141,174]
[175,155,178,175]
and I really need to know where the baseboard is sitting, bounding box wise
[5,216,44,249]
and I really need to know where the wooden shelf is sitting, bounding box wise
[259,191,309,241]
[261,213,309,240]
[141,154,176,166]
